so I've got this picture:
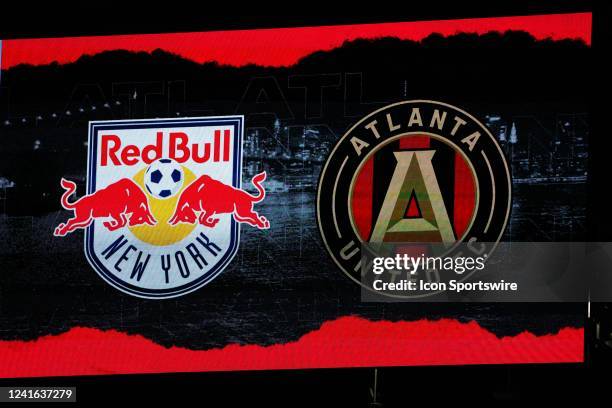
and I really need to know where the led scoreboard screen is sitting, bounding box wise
[0,13,591,377]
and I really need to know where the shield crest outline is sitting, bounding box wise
[83,116,244,299]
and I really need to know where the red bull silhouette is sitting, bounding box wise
[54,178,157,237]
[169,171,269,229]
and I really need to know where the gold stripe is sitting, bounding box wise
[333,156,349,238]
[481,151,495,234]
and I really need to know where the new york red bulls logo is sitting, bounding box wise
[317,101,511,291]
[54,116,269,299]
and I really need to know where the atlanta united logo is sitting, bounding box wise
[317,100,511,289]
[54,116,270,299]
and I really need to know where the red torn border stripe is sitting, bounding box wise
[1,13,592,70]
[0,316,583,378]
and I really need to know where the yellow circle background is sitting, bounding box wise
[129,166,197,246]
